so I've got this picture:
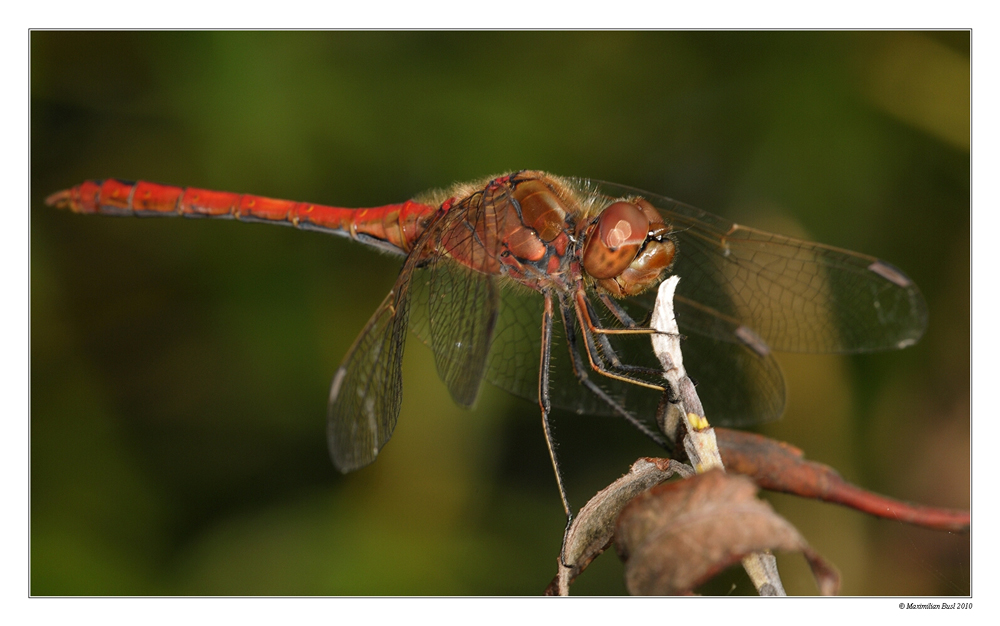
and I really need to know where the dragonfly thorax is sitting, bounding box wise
[497,176,579,291]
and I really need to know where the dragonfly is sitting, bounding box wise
[47,170,928,517]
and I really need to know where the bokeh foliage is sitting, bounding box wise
[31,31,969,596]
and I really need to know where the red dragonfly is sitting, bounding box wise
[47,170,927,515]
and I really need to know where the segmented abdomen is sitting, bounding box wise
[46,179,438,255]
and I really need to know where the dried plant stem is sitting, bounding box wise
[651,276,786,596]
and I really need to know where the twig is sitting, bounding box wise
[650,276,786,596]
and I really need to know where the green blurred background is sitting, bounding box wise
[31,31,970,596]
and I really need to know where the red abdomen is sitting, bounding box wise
[46,179,438,255]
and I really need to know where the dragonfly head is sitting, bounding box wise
[582,198,676,297]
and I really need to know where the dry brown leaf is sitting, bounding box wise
[615,469,839,595]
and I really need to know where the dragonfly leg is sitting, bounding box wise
[557,292,670,449]
[584,295,675,379]
[570,290,666,392]
[598,292,641,327]
[540,291,573,521]
[570,291,658,337]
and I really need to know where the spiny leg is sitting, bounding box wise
[539,291,573,521]
[571,288,667,392]
[569,290,657,337]
[557,291,670,449]
[598,292,641,327]
[581,292,672,380]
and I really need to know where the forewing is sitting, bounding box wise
[327,287,411,473]
[583,180,928,354]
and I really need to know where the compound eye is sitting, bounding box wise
[598,201,649,249]
[582,201,650,279]
[634,198,664,226]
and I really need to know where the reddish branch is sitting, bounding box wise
[715,428,969,533]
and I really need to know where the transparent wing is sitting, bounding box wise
[681,332,786,427]
[328,182,510,471]
[426,263,500,407]
[407,260,500,408]
[327,287,411,472]
[408,180,512,407]
[578,179,928,354]
[415,279,787,428]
